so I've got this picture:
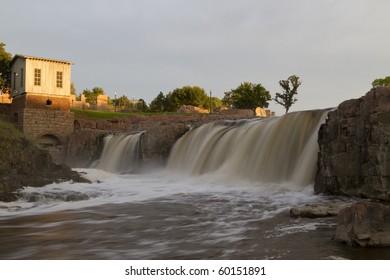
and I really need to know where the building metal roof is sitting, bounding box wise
[11,54,74,65]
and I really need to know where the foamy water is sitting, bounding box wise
[0,168,323,218]
[0,168,345,260]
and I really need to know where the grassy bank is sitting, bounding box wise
[0,119,23,141]
[71,108,191,120]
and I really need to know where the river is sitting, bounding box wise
[1,110,390,259]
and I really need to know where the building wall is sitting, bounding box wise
[11,56,72,97]
[10,55,74,163]
[12,94,71,111]
[10,58,26,96]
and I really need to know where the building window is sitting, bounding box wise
[34,69,41,86]
[56,71,63,88]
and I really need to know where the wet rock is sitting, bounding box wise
[315,87,390,201]
[334,201,390,247]
[290,201,351,218]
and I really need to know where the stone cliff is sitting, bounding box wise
[315,87,390,200]
[0,118,88,201]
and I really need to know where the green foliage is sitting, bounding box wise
[82,87,105,103]
[169,86,210,110]
[149,92,167,112]
[115,94,130,107]
[223,82,271,111]
[0,119,24,141]
[150,86,210,112]
[211,96,223,110]
[138,99,149,111]
[372,76,390,88]
[0,43,12,92]
[71,108,189,120]
[112,94,145,112]
[70,82,76,95]
[274,75,301,114]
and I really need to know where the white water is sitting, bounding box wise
[168,110,329,187]
[94,132,143,173]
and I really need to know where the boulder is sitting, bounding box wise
[290,201,351,218]
[315,87,390,200]
[334,201,390,247]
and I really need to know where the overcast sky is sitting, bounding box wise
[1,0,390,115]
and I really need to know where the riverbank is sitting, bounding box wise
[0,118,89,201]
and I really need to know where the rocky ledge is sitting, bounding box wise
[290,200,352,218]
[0,119,89,202]
[315,87,390,200]
[334,201,390,247]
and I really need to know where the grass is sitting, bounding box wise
[0,119,24,140]
[71,108,192,120]
[0,119,24,150]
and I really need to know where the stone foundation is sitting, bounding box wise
[17,108,74,163]
[11,93,70,111]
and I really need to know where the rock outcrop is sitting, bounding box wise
[0,119,89,201]
[290,201,351,218]
[334,201,390,247]
[315,87,390,200]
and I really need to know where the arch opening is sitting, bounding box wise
[37,134,61,149]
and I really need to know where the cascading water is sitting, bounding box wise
[95,132,143,173]
[167,109,330,187]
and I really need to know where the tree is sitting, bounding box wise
[0,42,12,94]
[211,96,223,110]
[372,76,390,88]
[223,82,271,112]
[70,82,76,95]
[168,86,210,111]
[149,86,210,112]
[138,99,149,111]
[149,91,167,112]
[82,87,104,103]
[274,75,301,114]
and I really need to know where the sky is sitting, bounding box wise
[1,0,390,115]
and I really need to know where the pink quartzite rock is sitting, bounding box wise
[334,201,390,247]
[315,87,390,201]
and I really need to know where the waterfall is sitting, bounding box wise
[95,132,143,173]
[167,110,330,187]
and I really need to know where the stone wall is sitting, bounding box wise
[20,108,74,163]
[65,110,257,168]
[315,87,390,200]
[20,108,74,141]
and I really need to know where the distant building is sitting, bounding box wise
[0,92,12,104]
[10,54,75,163]
[255,107,275,117]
